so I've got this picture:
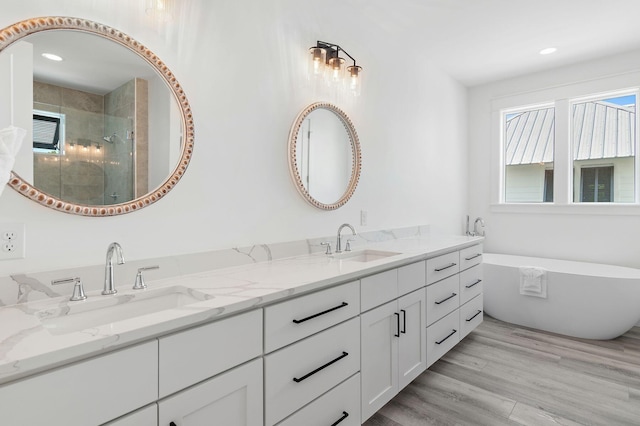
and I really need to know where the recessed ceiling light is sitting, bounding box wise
[42,53,63,61]
[539,47,557,55]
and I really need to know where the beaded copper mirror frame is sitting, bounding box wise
[288,102,361,210]
[0,16,194,216]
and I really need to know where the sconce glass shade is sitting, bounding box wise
[327,56,345,86]
[146,0,174,22]
[308,47,327,79]
[347,65,362,96]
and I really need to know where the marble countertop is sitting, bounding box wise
[0,234,482,385]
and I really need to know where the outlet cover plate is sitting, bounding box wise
[0,223,25,260]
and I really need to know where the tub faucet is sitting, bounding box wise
[473,217,485,237]
[336,223,357,253]
[103,242,125,295]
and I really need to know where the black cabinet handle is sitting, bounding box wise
[464,253,482,261]
[293,351,348,383]
[394,312,400,337]
[435,329,457,345]
[400,309,407,334]
[331,411,349,426]
[435,293,457,305]
[293,302,348,324]
[434,262,456,272]
[465,279,482,289]
[466,310,482,322]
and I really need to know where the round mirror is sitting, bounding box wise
[0,17,194,216]
[288,102,361,210]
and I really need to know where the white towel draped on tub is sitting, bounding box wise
[519,266,547,298]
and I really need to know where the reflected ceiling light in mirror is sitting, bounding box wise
[42,53,62,61]
[539,47,557,55]
[308,41,362,96]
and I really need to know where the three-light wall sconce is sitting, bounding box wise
[308,40,362,96]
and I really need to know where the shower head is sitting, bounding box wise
[103,135,115,143]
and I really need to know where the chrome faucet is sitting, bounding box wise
[473,217,485,237]
[103,242,125,295]
[336,223,357,253]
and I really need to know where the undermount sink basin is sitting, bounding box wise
[36,285,210,335]
[332,249,401,262]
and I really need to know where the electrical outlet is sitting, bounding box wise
[360,210,368,226]
[0,223,25,260]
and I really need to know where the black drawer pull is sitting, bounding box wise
[434,262,457,272]
[466,310,482,322]
[465,279,482,289]
[435,293,457,305]
[435,329,457,345]
[464,253,482,261]
[401,309,407,334]
[394,312,400,337]
[293,302,349,324]
[331,411,349,426]
[293,351,348,383]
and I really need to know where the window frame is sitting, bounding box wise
[491,79,640,215]
[32,109,65,154]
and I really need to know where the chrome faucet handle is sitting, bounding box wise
[133,265,160,290]
[52,277,87,301]
[345,239,355,252]
[321,242,333,255]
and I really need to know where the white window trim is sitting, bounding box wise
[491,71,640,215]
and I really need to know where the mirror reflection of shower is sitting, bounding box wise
[102,130,133,144]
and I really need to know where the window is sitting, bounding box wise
[572,94,635,203]
[503,105,554,203]
[499,89,638,206]
[580,166,613,202]
[33,110,65,154]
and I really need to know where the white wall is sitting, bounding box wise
[0,0,468,275]
[469,49,640,268]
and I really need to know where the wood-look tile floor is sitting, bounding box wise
[364,316,640,426]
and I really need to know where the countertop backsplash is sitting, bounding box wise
[0,225,430,307]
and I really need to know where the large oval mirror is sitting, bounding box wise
[0,17,194,216]
[288,102,361,210]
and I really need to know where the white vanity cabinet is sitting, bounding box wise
[360,262,427,422]
[0,341,158,426]
[103,404,158,426]
[426,244,483,368]
[158,358,263,426]
[263,282,362,426]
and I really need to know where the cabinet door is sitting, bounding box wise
[397,289,426,390]
[158,358,263,426]
[360,300,399,422]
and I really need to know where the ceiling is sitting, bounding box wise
[328,0,640,87]
[18,0,640,92]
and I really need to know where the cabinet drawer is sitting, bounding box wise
[398,261,426,296]
[459,264,483,305]
[265,281,360,353]
[460,293,483,339]
[361,268,398,312]
[460,244,483,271]
[265,317,360,426]
[426,274,460,326]
[158,309,262,398]
[0,341,158,426]
[426,251,460,284]
[276,373,360,426]
[426,309,460,368]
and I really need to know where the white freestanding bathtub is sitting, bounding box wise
[483,253,640,340]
